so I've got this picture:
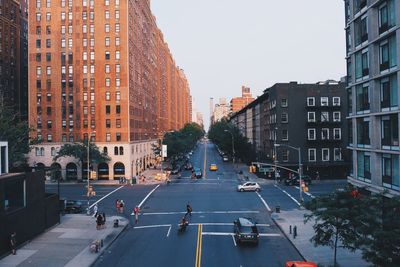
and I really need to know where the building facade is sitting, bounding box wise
[212,98,230,123]
[0,0,28,119]
[28,0,191,180]
[230,86,255,113]
[345,0,400,196]
[231,81,349,179]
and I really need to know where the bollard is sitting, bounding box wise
[100,239,103,247]
[113,219,119,227]
[275,205,280,213]
[293,225,297,239]
[289,225,292,234]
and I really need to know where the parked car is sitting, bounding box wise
[233,217,259,245]
[64,200,84,214]
[285,262,317,267]
[284,175,312,186]
[209,164,218,171]
[192,167,202,178]
[237,182,261,192]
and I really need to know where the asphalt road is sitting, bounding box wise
[48,140,347,267]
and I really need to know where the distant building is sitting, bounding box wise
[230,86,255,113]
[212,98,231,123]
[0,142,8,175]
[345,0,400,196]
[0,0,28,119]
[230,81,349,179]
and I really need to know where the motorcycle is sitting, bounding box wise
[178,219,189,233]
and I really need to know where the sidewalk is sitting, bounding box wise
[272,210,368,267]
[0,214,128,267]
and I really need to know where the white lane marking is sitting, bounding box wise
[190,222,270,227]
[202,232,281,237]
[89,186,124,209]
[166,225,171,237]
[232,235,237,246]
[130,185,160,216]
[142,210,260,216]
[294,186,315,198]
[274,185,301,206]
[134,224,171,229]
[172,182,223,185]
[256,192,272,212]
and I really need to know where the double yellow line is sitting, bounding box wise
[203,142,207,178]
[195,224,203,267]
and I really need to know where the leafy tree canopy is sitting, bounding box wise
[53,140,110,165]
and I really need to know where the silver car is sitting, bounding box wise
[237,182,261,192]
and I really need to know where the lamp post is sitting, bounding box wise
[86,131,96,215]
[274,143,303,202]
[224,130,235,167]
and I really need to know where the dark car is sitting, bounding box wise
[233,217,259,245]
[284,175,312,186]
[64,200,84,214]
[192,167,202,178]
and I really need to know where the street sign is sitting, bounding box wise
[162,145,167,157]
[259,167,274,173]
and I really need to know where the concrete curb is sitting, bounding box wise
[88,219,130,267]
[271,215,307,262]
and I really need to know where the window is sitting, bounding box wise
[354,15,368,46]
[116,79,120,87]
[116,133,121,141]
[321,97,329,106]
[334,128,341,140]
[282,130,288,141]
[116,119,121,128]
[90,65,94,74]
[82,11,87,20]
[308,149,316,162]
[105,51,110,60]
[36,39,41,48]
[115,10,120,19]
[281,98,288,107]
[332,97,340,106]
[357,117,370,146]
[105,37,110,46]
[353,0,367,14]
[281,149,289,162]
[83,52,87,61]
[321,112,329,122]
[36,13,41,22]
[105,64,110,73]
[46,12,51,21]
[90,24,94,33]
[380,75,398,110]
[321,128,329,140]
[382,154,399,190]
[116,105,120,114]
[115,23,120,32]
[47,134,53,142]
[119,146,124,155]
[355,49,369,80]
[90,51,94,61]
[116,64,120,73]
[115,37,120,46]
[322,148,329,161]
[105,0,109,5]
[105,10,110,19]
[381,114,399,148]
[106,105,110,114]
[308,129,316,140]
[106,119,111,128]
[307,112,315,122]
[334,148,342,161]
[379,0,396,34]
[106,91,111,100]
[115,51,120,60]
[379,35,397,72]
[36,66,42,76]
[281,113,288,123]
[307,97,315,106]
[46,53,51,62]
[333,112,341,122]
[357,151,371,181]
[114,146,118,155]
[105,78,111,87]
[105,24,110,33]
[116,92,121,101]
[356,83,370,112]
[106,133,111,142]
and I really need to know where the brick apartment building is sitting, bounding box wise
[230,86,255,113]
[27,0,191,180]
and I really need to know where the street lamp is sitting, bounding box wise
[86,131,96,215]
[224,130,235,166]
[274,143,303,202]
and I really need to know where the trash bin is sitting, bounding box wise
[275,205,281,213]
[113,219,119,227]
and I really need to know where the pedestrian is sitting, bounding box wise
[119,199,125,213]
[93,204,98,217]
[10,232,16,255]
[101,212,106,228]
[186,203,192,217]
[133,206,140,224]
[116,199,120,213]
[316,171,320,181]
[96,214,102,230]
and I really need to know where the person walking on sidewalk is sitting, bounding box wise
[96,213,102,230]
[10,232,16,255]
[93,204,98,217]
[186,203,192,217]
[133,206,140,224]
[116,199,120,213]
[119,199,125,213]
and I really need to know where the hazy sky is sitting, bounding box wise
[151,1,346,130]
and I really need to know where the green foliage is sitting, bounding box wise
[304,187,363,267]
[0,97,37,171]
[208,120,255,164]
[162,122,204,159]
[53,140,110,166]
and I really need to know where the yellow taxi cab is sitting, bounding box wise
[285,261,317,267]
[209,164,218,171]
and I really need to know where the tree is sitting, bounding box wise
[53,140,110,168]
[304,187,363,267]
[0,96,38,171]
[357,194,400,267]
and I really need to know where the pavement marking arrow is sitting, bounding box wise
[256,191,272,212]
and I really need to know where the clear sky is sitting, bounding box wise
[151,1,346,130]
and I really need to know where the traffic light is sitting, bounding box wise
[249,165,256,173]
[91,171,97,180]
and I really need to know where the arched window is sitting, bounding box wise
[114,146,119,155]
[103,147,108,154]
[51,147,56,156]
[119,146,124,155]
[40,147,45,156]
